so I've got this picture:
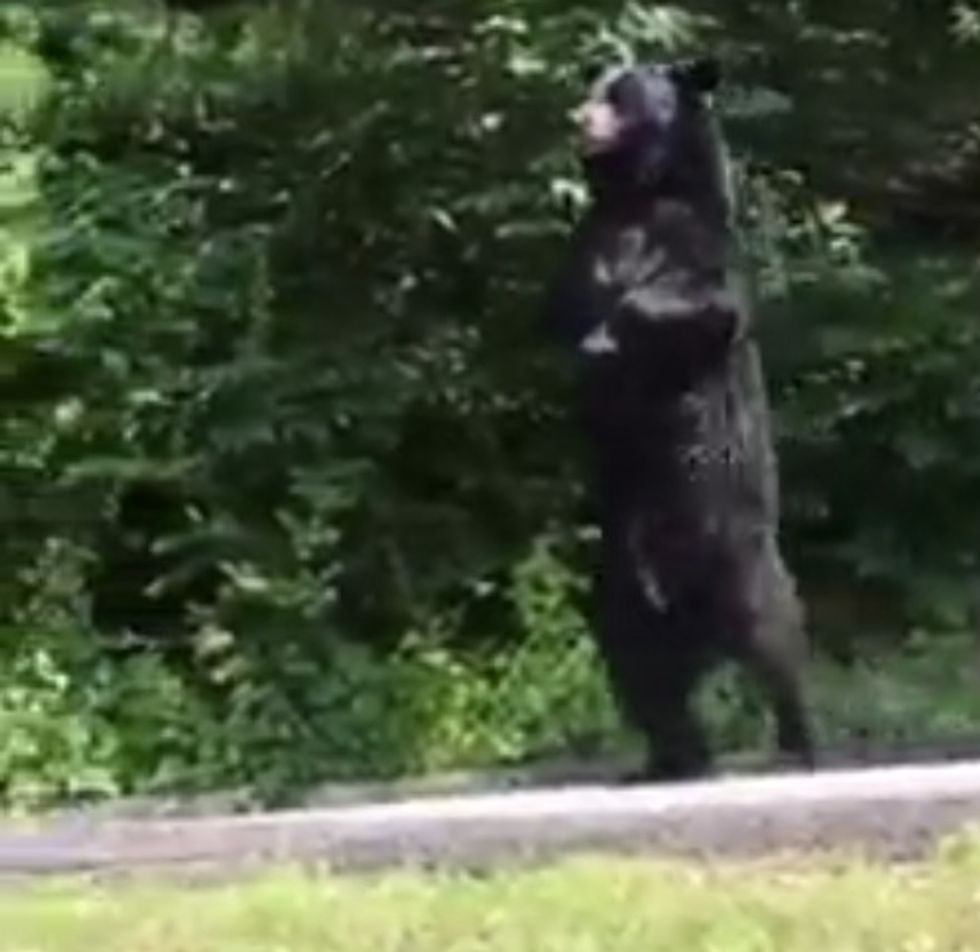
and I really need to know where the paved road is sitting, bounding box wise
[2,760,980,879]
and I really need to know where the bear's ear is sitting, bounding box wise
[671,57,721,94]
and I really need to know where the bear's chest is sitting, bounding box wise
[589,224,665,291]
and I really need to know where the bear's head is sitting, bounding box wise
[574,58,725,212]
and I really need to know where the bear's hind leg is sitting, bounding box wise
[605,633,714,782]
[595,574,713,782]
[741,552,816,770]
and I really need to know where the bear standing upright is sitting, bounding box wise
[543,58,815,780]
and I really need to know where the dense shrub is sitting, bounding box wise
[1,1,979,802]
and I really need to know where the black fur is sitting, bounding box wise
[544,60,814,780]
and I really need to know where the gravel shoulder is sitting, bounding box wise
[3,759,980,880]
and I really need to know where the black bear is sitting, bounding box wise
[543,58,815,780]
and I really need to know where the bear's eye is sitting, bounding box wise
[606,73,649,116]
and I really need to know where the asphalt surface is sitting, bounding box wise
[3,760,980,879]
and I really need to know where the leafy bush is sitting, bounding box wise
[1,1,980,803]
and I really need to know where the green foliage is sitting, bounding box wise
[0,622,218,805]
[2,610,979,810]
[699,633,980,757]
[1,0,979,802]
[0,537,620,808]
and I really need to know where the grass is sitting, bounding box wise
[1,834,980,951]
